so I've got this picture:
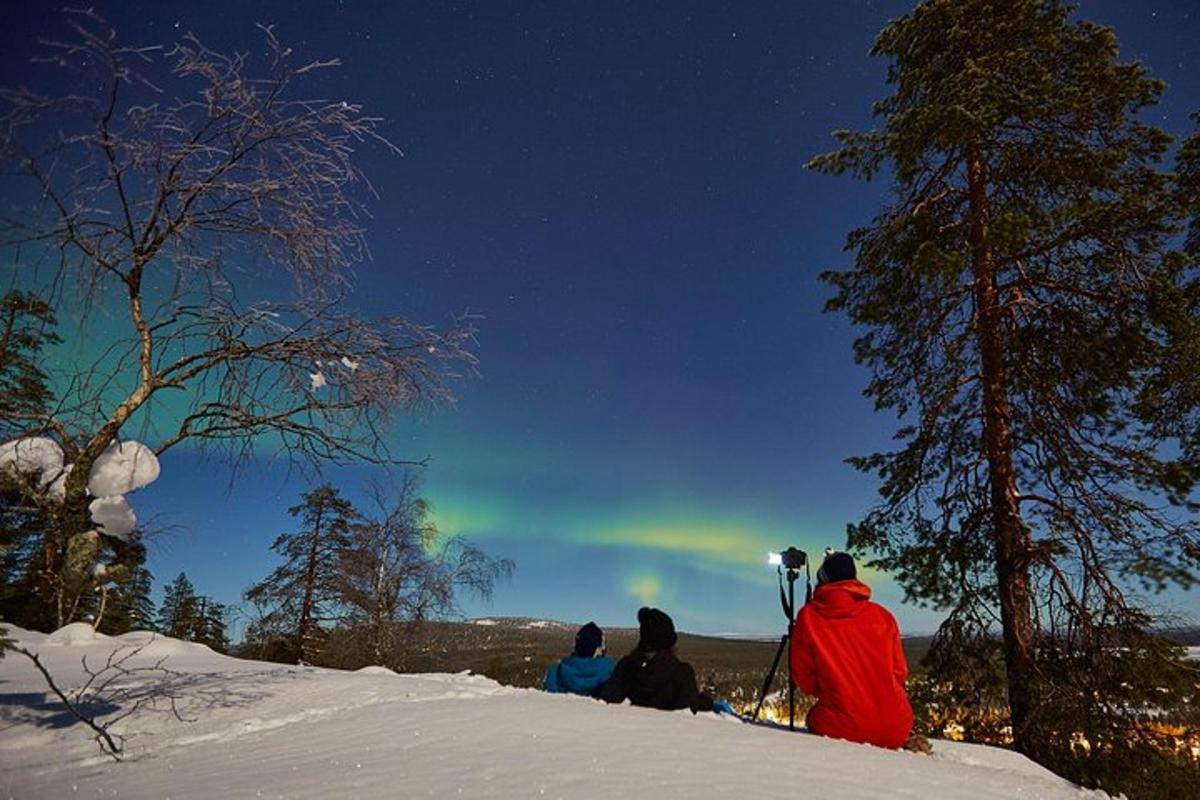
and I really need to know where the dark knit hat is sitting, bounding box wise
[636,607,677,652]
[574,622,605,657]
[817,551,857,586]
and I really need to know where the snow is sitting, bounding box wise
[1187,646,1200,661]
[472,618,499,626]
[0,625,1110,800]
[356,665,398,676]
[41,621,109,646]
[88,495,137,541]
[45,462,71,500]
[341,356,360,370]
[310,370,327,390]
[87,440,160,497]
[0,436,64,480]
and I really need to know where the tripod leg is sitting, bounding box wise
[750,634,788,722]
[787,621,795,730]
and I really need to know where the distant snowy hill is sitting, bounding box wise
[0,624,1110,799]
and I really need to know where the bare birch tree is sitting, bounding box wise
[335,474,514,666]
[0,10,475,625]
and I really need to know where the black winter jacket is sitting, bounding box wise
[599,650,714,712]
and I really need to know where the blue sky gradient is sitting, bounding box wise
[4,1,1198,636]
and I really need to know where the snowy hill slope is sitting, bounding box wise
[0,625,1109,799]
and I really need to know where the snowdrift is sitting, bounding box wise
[0,625,1109,799]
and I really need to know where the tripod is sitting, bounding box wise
[750,560,812,729]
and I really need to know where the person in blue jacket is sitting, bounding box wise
[543,622,615,697]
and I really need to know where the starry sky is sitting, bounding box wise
[4,1,1198,636]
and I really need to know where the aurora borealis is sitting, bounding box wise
[4,1,1198,636]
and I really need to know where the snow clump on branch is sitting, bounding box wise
[88,496,138,542]
[87,441,160,498]
[1,436,160,542]
[0,436,65,481]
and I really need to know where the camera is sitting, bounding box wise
[767,546,807,570]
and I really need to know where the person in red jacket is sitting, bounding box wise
[790,551,914,749]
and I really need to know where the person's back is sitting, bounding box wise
[601,648,709,711]
[544,622,615,697]
[598,607,713,712]
[790,553,913,749]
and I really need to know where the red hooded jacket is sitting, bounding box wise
[790,579,914,749]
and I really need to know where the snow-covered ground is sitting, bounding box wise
[1,625,1109,799]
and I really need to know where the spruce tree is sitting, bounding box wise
[812,0,1199,792]
[0,289,61,630]
[99,542,155,635]
[0,290,59,442]
[194,597,229,653]
[245,485,359,663]
[156,573,199,640]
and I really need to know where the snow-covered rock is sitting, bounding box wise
[355,665,398,676]
[0,624,1111,800]
[87,440,160,498]
[41,622,108,646]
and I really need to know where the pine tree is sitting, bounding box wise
[99,541,155,635]
[193,597,229,653]
[0,289,62,631]
[156,573,199,640]
[812,0,1200,793]
[245,485,360,663]
[0,290,60,442]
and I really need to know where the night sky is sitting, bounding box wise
[4,1,1198,636]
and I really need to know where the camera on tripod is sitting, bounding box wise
[753,544,814,729]
[767,547,807,570]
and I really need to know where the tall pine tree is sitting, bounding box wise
[245,485,359,663]
[812,0,1199,793]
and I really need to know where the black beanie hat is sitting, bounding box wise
[817,551,857,586]
[636,607,677,652]
[574,621,605,657]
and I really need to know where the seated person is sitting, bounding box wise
[543,622,615,697]
[790,551,914,749]
[599,607,714,712]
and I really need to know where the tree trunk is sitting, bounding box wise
[93,585,108,631]
[52,447,107,627]
[373,559,386,665]
[966,145,1039,755]
[297,506,324,663]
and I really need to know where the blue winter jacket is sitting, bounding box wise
[543,654,616,696]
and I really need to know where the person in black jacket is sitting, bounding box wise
[599,607,714,712]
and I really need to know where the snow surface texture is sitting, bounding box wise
[0,625,1110,800]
